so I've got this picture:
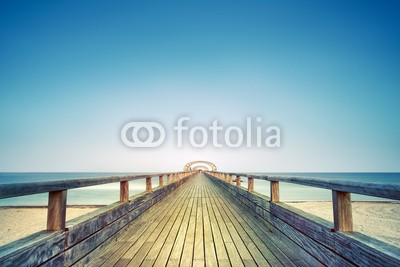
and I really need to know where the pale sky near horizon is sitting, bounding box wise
[0,1,399,172]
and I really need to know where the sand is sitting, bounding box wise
[0,206,99,246]
[287,202,400,247]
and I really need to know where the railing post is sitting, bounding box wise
[159,175,164,187]
[270,181,280,203]
[236,175,241,187]
[47,190,67,231]
[248,177,254,192]
[167,174,171,184]
[229,175,233,184]
[332,191,353,232]
[120,181,129,202]
[146,177,152,192]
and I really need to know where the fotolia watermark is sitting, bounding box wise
[121,117,281,148]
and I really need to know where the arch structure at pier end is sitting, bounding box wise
[183,160,217,172]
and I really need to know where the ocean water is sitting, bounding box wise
[0,172,399,206]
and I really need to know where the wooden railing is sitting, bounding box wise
[206,171,400,232]
[0,171,195,231]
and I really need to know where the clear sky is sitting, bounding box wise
[0,1,399,172]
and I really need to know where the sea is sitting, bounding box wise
[0,172,399,206]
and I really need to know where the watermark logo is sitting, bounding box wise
[121,117,280,148]
[121,122,166,147]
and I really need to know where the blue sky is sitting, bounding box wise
[0,1,399,171]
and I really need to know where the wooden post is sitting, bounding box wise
[120,181,129,202]
[270,181,280,203]
[228,175,233,184]
[332,191,353,232]
[167,174,171,184]
[236,175,241,187]
[159,175,164,187]
[146,177,152,192]
[47,190,67,231]
[248,177,254,192]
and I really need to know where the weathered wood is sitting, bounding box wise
[207,174,352,266]
[146,177,152,192]
[167,174,171,184]
[159,175,164,187]
[65,175,193,248]
[248,177,254,192]
[0,172,185,199]
[207,173,400,267]
[211,183,321,267]
[270,181,279,203]
[47,190,67,231]
[236,175,241,187]
[221,172,400,200]
[0,231,65,267]
[65,175,194,266]
[332,191,353,232]
[120,181,129,202]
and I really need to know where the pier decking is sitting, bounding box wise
[1,168,400,267]
[88,173,304,267]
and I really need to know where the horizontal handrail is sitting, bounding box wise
[206,171,400,232]
[0,172,191,199]
[0,171,196,231]
[209,172,400,200]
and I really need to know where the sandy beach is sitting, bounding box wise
[0,206,99,246]
[287,201,400,247]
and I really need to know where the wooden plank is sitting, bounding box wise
[248,177,254,192]
[204,196,230,266]
[120,181,129,202]
[332,190,353,232]
[114,184,193,266]
[159,175,164,187]
[64,212,131,266]
[0,172,181,199]
[270,181,279,203]
[209,197,256,265]
[70,176,193,266]
[208,182,301,267]
[158,198,194,266]
[142,194,191,265]
[193,196,204,264]
[153,191,194,267]
[211,190,275,266]
[177,190,197,266]
[222,172,400,200]
[47,190,67,231]
[236,175,241,187]
[0,231,65,267]
[206,174,359,266]
[89,183,193,267]
[146,177,152,192]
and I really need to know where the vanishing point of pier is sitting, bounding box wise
[0,161,399,266]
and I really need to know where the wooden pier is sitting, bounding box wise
[0,170,399,266]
